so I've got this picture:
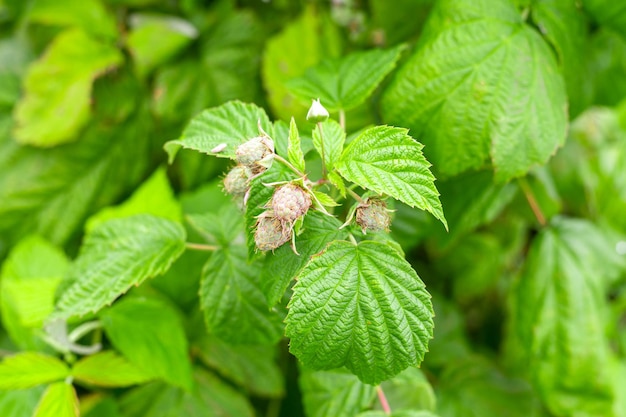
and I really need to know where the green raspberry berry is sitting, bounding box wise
[236,137,272,167]
[271,184,312,222]
[356,199,391,233]
[223,165,252,196]
[254,213,291,251]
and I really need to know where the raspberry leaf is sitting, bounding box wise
[0,352,69,390]
[71,351,153,388]
[313,119,345,172]
[287,117,306,172]
[286,240,434,384]
[32,382,78,417]
[164,101,274,163]
[336,125,446,229]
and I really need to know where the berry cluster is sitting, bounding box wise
[223,136,274,204]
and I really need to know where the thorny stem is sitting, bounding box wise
[339,109,346,130]
[185,242,219,251]
[518,177,547,226]
[376,385,392,415]
[316,121,328,178]
[273,154,306,177]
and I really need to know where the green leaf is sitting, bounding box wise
[589,29,626,106]
[286,45,405,112]
[33,382,78,417]
[286,240,434,384]
[86,167,182,232]
[369,0,433,46]
[100,297,193,390]
[299,368,376,417]
[194,336,284,397]
[127,13,197,78]
[28,0,118,39]
[13,29,123,146]
[287,117,306,172]
[584,0,626,40]
[0,236,67,350]
[72,351,153,388]
[381,0,568,182]
[359,411,440,417]
[55,215,186,318]
[262,6,342,123]
[313,119,345,172]
[531,0,592,117]
[186,201,244,247]
[0,387,44,417]
[200,244,283,345]
[119,369,255,417]
[336,125,446,228]
[376,367,436,412]
[0,352,69,389]
[511,217,618,416]
[0,111,154,248]
[164,101,273,163]
[260,211,348,307]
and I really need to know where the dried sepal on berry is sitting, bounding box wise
[254,211,291,252]
[270,183,312,223]
[223,165,252,196]
[355,198,391,233]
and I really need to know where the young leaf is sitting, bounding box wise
[381,0,567,182]
[0,352,69,389]
[164,101,274,163]
[100,297,193,390]
[13,29,123,146]
[512,217,619,416]
[336,125,446,229]
[86,167,182,232]
[260,211,348,307]
[286,240,434,384]
[33,382,78,417]
[286,45,405,112]
[72,351,153,388]
[313,119,345,172]
[299,368,376,417]
[200,245,283,345]
[55,215,186,318]
[288,117,306,172]
[0,236,67,350]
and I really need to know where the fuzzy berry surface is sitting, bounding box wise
[236,137,271,166]
[271,184,312,223]
[223,165,251,196]
[254,214,291,251]
[356,199,391,232]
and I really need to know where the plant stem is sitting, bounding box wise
[185,242,219,251]
[273,154,306,177]
[347,187,364,203]
[376,385,392,415]
[68,320,102,343]
[339,109,346,130]
[518,177,547,226]
[316,122,328,178]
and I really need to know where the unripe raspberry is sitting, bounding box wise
[271,184,312,222]
[356,199,390,233]
[223,165,251,196]
[236,137,272,167]
[254,213,291,251]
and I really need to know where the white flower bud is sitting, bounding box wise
[306,99,329,123]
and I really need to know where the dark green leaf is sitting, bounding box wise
[583,0,626,40]
[55,215,186,318]
[286,240,434,384]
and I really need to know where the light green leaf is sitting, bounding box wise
[194,336,284,397]
[0,236,67,350]
[512,217,618,416]
[531,0,592,117]
[328,170,346,197]
[119,369,255,417]
[313,119,345,172]
[72,351,154,388]
[300,368,376,417]
[288,117,306,172]
[200,245,283,345]
[13,29,123,146]
[286,45,405,112]
[55,215,186,318]
[0,352,69,389]
[286,240,434,384]
[381,0,567,182]
[0,387,44,417]
[376,367,436,412]
[28,0,117,39]
[127,13,197,78]
[186,202,244,247]
[584,0,626,40]
[336,125,446,228]
[262,6,342,123]
[164,101,273,163]
[359,411,440,417]
[260,211,348,307]
[33,382,78,417]
[100,297,192,390]
[86,167,182,232]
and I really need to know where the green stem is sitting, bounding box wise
[347,188,364,203]
[376,385,391,414]
[273,154,306,177]
[339,109,346,130]
[185,242,219,251]
[68,321,102,343]
[518,177,547,226]
[316,122,328,178]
